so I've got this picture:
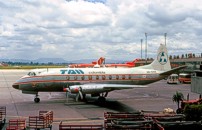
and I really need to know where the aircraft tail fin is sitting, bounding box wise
[140,44,171,71]
[132,58,140,63]
[97,57,105,65]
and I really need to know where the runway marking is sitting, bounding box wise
[1,71,20,116]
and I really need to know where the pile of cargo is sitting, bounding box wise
[0,106,6,129]
[6,119,26,130]
[0,106,53,130]
[27,110,53,130]
[145,111,202,130]
[59,122,103,130]
[1,105,202,130]
[104,111,153,130]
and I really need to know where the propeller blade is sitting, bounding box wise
[63,87,70,92]
[66,91,68,98]
[75,93,79,102]
[67,87,70,92]
[75,86,83,102]
[79,90,83,100]
[65,92,69,103]
[104,92,108,97]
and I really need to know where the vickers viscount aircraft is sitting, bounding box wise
[12,44,186,103]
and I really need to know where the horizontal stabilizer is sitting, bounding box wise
[160,65,187,76]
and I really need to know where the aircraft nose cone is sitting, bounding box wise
[12,84,19,89]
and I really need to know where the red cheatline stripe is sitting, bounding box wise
[20,73,156,79]
[14,77,159,85]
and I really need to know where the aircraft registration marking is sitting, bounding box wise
[147,71,156,74]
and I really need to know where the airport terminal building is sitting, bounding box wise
[191,65,202,95]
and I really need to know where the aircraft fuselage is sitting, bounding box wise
[13,67,163,94]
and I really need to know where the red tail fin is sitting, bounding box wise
[132,58,140,63]
[97,57,105,65]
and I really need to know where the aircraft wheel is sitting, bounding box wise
[34,98,40,103]
[98,96,106,103]
[81,94,87,102]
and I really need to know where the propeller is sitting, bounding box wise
[63,86,71,99]
[64,85,84,102]
[63,86,71,92]
[75,87,83,102]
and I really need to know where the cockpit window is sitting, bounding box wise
[27,72,36,76]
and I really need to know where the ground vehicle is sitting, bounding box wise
[178,73,191,83]
[167,74,179,84]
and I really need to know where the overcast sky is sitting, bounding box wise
[0,0,202,61]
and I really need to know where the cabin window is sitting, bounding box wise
[74,76,77,80]
[109,75,112,80]
[122,75,125,79]
[142,75,146,78]
[88,75,92,80]
[125,75,129,79]
[81,76,84,80]
[92,75,96,80]
[83,76,87,80]
[116,75,119,80]
[66,76,69,80]
[69,76,77,80]
[102,75,105,80]
[96,75,99,80]
[27,72,36,76]
[128,75,131,79]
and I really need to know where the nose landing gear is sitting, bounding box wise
[34,94,40,103]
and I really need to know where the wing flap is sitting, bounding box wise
[102,84,148,90]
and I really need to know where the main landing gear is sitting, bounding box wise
[34,94,40,103]
[97,92,108,103]
[98,96,106,103]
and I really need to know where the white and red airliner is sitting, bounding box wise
[12,44,186,103]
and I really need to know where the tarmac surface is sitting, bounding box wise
[0,69,199,130]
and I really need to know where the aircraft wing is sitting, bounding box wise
[101,84,148,90]
[68,84,148,94]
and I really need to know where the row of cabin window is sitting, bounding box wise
[66,75,132,80]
